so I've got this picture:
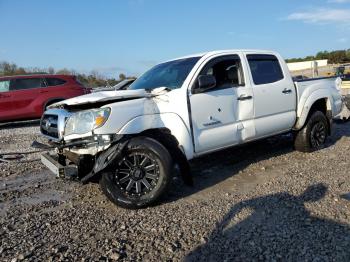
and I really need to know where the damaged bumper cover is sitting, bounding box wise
[38,134,129,183]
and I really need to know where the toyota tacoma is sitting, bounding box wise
[38,50,342,208]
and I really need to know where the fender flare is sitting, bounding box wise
[295,89,332,130]
[117,113,194,160]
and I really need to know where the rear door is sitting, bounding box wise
[45,76,84,97]
[44,77,68,99]
[246,54,296,138]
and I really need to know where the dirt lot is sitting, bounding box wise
[1,121,350,261]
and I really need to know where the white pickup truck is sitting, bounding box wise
[38,50,342,208]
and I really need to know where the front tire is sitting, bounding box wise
[100,137,172,209]
[294,111,329,152]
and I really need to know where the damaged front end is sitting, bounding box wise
[33,109,128,183]
[36,106,129,183]
[37,122,129,183]
[36,88,168,183]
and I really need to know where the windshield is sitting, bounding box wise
[128,57,201,90]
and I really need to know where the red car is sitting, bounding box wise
[0,74,90,122]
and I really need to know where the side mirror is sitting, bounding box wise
[197,75,216,91]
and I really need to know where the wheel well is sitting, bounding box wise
[309,98,327,116]
[138,128,193,186]
[139,128,182,155]
[307,98,331,134]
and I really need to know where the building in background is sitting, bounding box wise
[287,60,328,72]
[287,60,329,78]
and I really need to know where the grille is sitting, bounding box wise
[40,109,72,141]
[41,114,59,138]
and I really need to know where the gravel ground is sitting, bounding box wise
[0,121,350,261]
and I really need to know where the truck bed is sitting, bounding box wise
[294,76,338,103]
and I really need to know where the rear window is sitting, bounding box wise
[46,78,66,86]
[247,54,284,85]
[0,80,10,92]
[10,78,43,91]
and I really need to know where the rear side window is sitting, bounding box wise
[0,80,10,92]
[10,78,43,91]
[247,54,284,85]
[46,78,66,86]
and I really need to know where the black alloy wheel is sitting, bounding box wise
[114,152,160,196]
[310,121,327,148]
[294,110,329,152]
[99,137,172,209]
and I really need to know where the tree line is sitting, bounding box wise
[286,49,350,64]
[0,61,135,88]
[2,49,349,84]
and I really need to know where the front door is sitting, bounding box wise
[189,54,255,154]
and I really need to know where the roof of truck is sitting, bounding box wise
[173,49,277,60]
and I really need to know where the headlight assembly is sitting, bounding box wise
[64,108,110,136]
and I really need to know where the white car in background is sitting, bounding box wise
[92,78,136,92]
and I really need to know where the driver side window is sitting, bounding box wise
[195,56,245,91]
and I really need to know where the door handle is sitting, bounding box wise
[40,90,49,93]
[237,95,252,101]
[282,88,292,94]
[0,94,10,98]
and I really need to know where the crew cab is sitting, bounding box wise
[0,74,89,122]
[38,50,342,209]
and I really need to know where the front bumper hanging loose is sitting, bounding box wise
[41,153,77,178]
[39,136,129,183]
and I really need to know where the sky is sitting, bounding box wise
[1,0,350,78]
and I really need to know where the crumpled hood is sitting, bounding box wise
[49,87,169,108]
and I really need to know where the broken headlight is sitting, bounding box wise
[64,108,110,136]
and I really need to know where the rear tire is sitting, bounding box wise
[100,137,172,209]
[294,111,328,152]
